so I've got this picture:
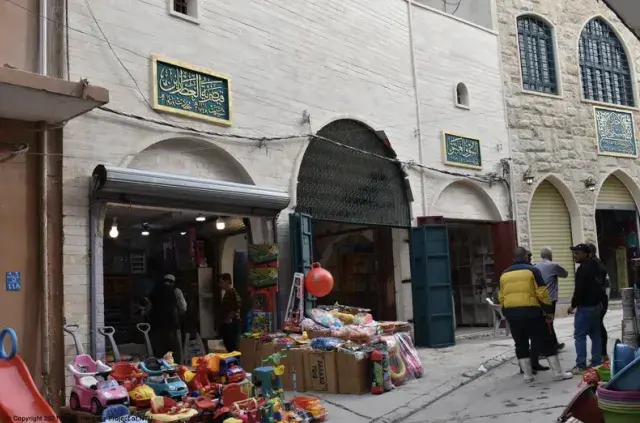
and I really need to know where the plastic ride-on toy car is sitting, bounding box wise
[139,356,188,398]
[111,362,155,406]
[67,355,128,414]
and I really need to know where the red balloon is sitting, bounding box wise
[305,263,334,297]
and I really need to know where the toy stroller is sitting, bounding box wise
[136,323,175,376]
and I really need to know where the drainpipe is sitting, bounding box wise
[407,0,427,217]
[89,201,99,356]
[38,0,51,402]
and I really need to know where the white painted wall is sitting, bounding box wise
[63,0,509,370]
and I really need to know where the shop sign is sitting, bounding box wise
[594,107,637,158]
[5,271,20,292]
[442,132,482,169]
[151,55,232,126]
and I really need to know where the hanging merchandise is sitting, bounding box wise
[247,243,279,289]
[284,273,305,333]
[305,263,334,298]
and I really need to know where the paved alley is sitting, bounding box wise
[312,309,622,423]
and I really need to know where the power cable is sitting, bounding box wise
[2,0,510,138]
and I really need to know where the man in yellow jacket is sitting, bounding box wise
[499,247,572,383]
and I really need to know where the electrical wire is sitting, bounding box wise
[0,0,510,187]
[2,0,510,138]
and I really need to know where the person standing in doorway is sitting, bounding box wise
[499,247,572,383]
[587,243,611,361]
[568,244,605,374]
[146,274,185,363]
[535,247,569,351]
[219,273,241,353]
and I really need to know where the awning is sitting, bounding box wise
[602,1,640,40]
[91,165,290,217]
[0,67,109,124]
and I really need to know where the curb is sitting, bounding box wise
[370,321,623,423]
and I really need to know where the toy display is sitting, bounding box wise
[101,405,146,423]
[64,324,129,413]
[111,362,155,406]
[145,395,199,422]
[291,397,327,422]
[284,273,305,333]
[195,352,246,384]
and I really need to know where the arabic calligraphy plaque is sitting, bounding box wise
[442,132,482,169]
[152,55,231,126]
[594,107,637,157]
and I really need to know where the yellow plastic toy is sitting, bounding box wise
[223,419,243,423]
[145,396,198,422]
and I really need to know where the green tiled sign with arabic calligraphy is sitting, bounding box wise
[151,55,232,126]
[594,107,637,158]
[442,132,482,169]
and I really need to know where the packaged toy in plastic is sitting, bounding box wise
[307,308,344,330]
[310,337,342,351]
[395,332,423,378]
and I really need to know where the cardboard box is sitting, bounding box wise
[257,342,306,391]
[336,349,369,394]
[238,338,260,372]
[304,349,338,394]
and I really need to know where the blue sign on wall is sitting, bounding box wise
[5,272,21,292]
[594,107,637,158]
[151,55,232,126]
[442,132,482,169]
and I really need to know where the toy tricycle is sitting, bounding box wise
[65,324,129,414]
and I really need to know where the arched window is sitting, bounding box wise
[517,16,558,94]
[455,82,469,108]
[579,18,634,106]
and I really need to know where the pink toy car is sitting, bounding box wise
[68,354,129,414]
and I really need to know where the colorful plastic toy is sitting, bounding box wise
[387,342,407,386]
[177,357,213,394]
[0,328,58,423]
[145,375,189,399]
[110,362,155,406]
[304,263,334,298]
[253,366,282,400]
[291,397,327,422]
[145,396,198,422]
[65,325,128,414]
[195,353,246,384]
[101,405,146,423]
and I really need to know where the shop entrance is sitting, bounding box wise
[595,175,640,296]
[92,164,289,363]
[292,119,412,323]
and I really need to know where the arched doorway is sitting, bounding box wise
[595,174,639,295]
[529,180,576,301]
[292,119,412,320]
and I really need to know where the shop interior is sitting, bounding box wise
[595,209,640,296]
[312,220,397,321]
[102,203,274,357]
[447,221,496,328]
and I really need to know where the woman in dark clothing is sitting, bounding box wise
[587,243,610,361]
[219,273,242,352]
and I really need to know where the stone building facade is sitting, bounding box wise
[62,0,511,367]
[496,0,640,300]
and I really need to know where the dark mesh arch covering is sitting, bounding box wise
[296,119,411,227]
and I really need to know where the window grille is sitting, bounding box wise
[517,16,558,94]
[173,0,188,15]
[579,18,634,107]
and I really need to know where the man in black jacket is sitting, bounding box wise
[587,243,610,361]
[569,244,605,374]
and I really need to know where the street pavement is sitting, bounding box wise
[310,309,622,423]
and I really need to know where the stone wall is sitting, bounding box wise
[496,0,640,247]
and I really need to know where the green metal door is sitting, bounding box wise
[290,213,313,276]
[410,225,455,348]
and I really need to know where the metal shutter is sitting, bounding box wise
[597,175,635,209]
[530,181,575,300]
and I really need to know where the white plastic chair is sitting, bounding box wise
[486,298,510,337]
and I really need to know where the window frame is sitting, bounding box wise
[515,13,562,98]
[578,16,637,109]
[453,82,470,110]
[168,0,200,24]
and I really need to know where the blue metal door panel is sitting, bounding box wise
[410,225,454,348]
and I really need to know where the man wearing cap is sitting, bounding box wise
[146,274,187,363]
[499,247,572,383]
[569,244,605,374]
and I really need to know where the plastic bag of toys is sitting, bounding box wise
[307,308,344,330]
[395,332,424,379]
[330,325,377,343]
[382,335,415,386]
